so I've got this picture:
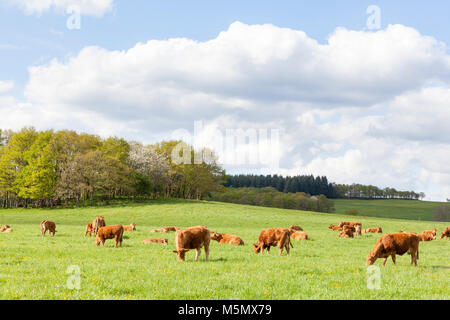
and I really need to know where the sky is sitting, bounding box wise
[1,0,450,201]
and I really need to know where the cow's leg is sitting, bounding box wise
[266,246,270,255]
[205,244,209,261]
[391,254,396,265]
[383,257,388,266]
[411,251,417,266]
[195,248,201,261]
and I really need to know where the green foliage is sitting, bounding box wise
[344,209,359,216]
[208,187,335,213]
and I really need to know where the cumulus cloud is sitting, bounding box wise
[2,22,450,200]
[6,0,114,17]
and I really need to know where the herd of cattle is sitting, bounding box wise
[1,218,449,266]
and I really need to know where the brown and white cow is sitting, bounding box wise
[440,227,450,239]
[253,228,293,256]
[366,233,420,266]
[210,232,244,245]
[123,223,136,231]
[95,225,124,248]
[92,216,106,235]
[290,231,309,241]
[142,238,168,245]
[85,223,94,237]
[172,226,210,262]
[40,220,57,237]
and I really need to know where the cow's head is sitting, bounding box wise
[131,223,136,231]
[441,232,445,239]
[366,253,377,265]
[173,249,189,261]
[253,243,262,254]
[210,232,222,242]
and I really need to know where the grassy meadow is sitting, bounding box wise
[0,199,449,300]
[334,199,447,221]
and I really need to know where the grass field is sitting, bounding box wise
[0,199,449,300]
[334,199,447,221]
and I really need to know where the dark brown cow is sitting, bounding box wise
[85,223,94,237]
[441,227,450,239]
[289,225,303,231]
[142,238,168,245]
[366,233,420,266]
[123,223,136,231]
[172,226,210,261]
[210,232,244,245]
[40,220,57,237]
[253,228,293,256]
[95,225,124,248]
[92,216,106,235]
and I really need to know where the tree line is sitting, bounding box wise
[224,174,425,200]
[0,128,225,208]
[208,187,335,213]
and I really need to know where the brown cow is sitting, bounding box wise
[339,225,354,238]
[40,220,57,237]
[3,228,13,233]
[0,225,11,232]
[440,227,450,239]
[418,232,435,242]
[95,225,124,248]
[210,232,244,245]
[123,223,136,231]
[363,227,383,234]
[366,233,420,266]
[422,229,437,238]
[253,228,293,256]
[354,224,362,237]
[92,216,106,235]
[290,231,309,241]
[328,224,342,231]
[142,238,168,245]
[172,226,210,261]
[339,221,362,228]
[151,226,179,233]
[85,223,94,237]
[289,225,303,231]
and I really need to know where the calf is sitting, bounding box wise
[172,226,210,262]
[328,224,342,231]
[123,223,136,231]
[289,225,303,231]
[418,232,435,242]
[366,233,420,266]
[364,227,383,234]
[440,227,450,239]
[142,238,168,245]
[85,223,94,237]
[40,220,57,237]
[210,232,244,245]
[290,231,309,241]
[95,225,124,248]
[92,216,106,235]
[253,228,293,256]
[422,229,437,238]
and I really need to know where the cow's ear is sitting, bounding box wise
[172,250,178,254]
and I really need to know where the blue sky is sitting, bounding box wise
[1,1,450,201]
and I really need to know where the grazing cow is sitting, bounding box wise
[440,227,450,239]
[364,227,383,234]
[0,225,10,232]
[172,226,210,262]
[95,225,124,248]
[210,232,244,245]
[92,216,106,235]
[142,238,168,245]
[290,231,309,241]
[253,228,293,256]
[289,225,303,231]
[339,221,362,228]
[40,220,56,237]
[328,224,343,231]
[123,223,136,231]
[366,233,420,266]
[85,223,94,237]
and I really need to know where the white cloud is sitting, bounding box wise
[2,22,450,200]
[6,0,114,17]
